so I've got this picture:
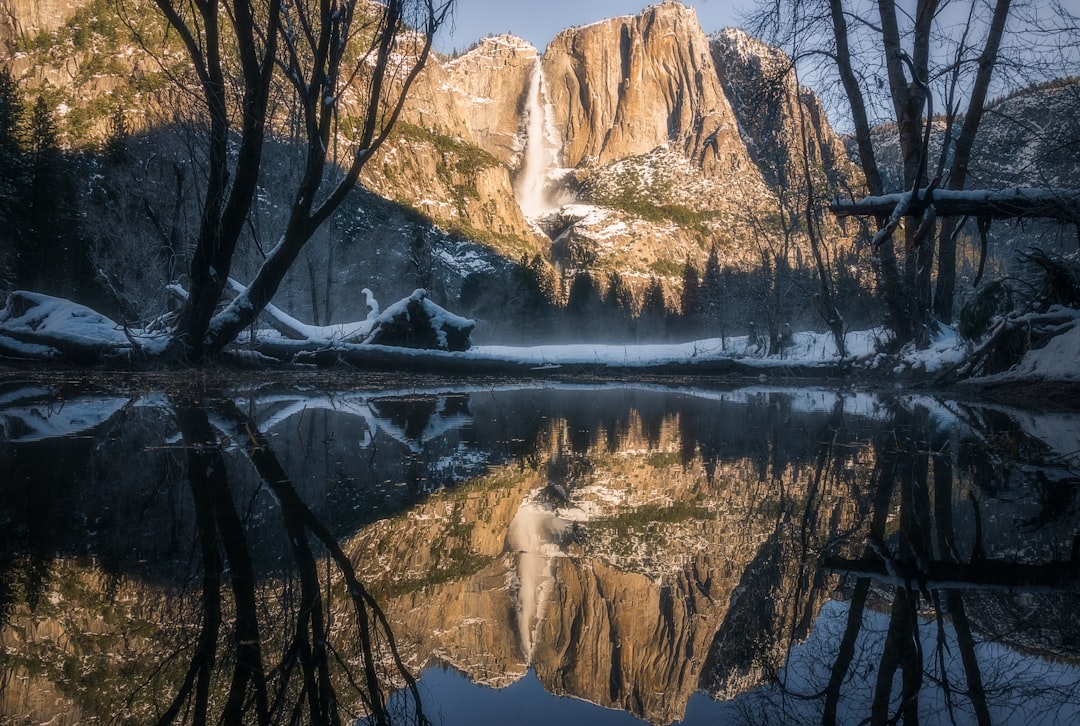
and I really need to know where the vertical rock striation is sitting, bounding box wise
[0,0,90,50]
[544,1,752,178]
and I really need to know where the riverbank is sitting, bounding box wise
[3,316,1079,408]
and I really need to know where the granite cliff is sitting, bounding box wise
[0,0,90,49]
[0,1,856,322]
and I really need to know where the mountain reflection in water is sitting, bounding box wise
[1,382,1078,725]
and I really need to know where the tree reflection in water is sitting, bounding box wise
[0,385,430,724]
[751,401,1080,725]
[164,395,428,725]
[1,383,1078,725]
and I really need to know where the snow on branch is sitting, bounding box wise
[364,289,475,352]
[213,280,474,357]
[225,278,379,343]
[831,188,1080,223]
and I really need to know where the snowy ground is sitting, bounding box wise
[471,327,968,374]
[1,290,1077,386]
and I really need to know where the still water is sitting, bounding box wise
[1,379,1078,724]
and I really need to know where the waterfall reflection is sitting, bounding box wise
[1,384,1078,725]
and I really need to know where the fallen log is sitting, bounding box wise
[938,306,1080,383]
[225,278,380,342]
[0,291,133,365]
[831,188,1080,223]
[824,555,1080,592]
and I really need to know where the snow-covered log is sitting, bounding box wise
[0,291,132,364]
[831,188,1080,223]
[225,278,380,342]
[364,289,474,351]
[824,554,1080,591]
[224,289,475,365]
[939,306,1080,383]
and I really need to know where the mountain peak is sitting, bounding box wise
[449,34,537,65]
[543,0,746,174]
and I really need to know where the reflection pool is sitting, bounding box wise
[1,380,1078,724]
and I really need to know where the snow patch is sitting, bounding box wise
[0,291,130,348]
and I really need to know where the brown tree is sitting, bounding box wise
[754,0,1060,346]
[146,0,453,362]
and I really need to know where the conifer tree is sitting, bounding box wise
[640,276,667,318]
[506,254,556,341]
[679,258,701,336]
[701,244,726,345]
[638,276,669,341]
[701,246,722,314]
[604,270,637,340]
[0,69,25,292]
[27,96,85,296]
[566,271,601,316]
[25,96,63,287]
[0,69,22,160]
[565,271,603,339]
[604,270,635,318]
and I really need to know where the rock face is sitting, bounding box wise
[544,2,751,177]
[342,403,849,724]
[710,27,855,195]
[442,35,536,167]
[0,0,860,314]
[534,2,810,284]
[356,35,548,261]
[0,0,89,49]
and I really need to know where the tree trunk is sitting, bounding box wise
[831,188,1080,220]
[933,0,1013,322]
[829,0,912,345]
[880,0,938,343]
[153,0,280,362]
[199,0,443,356]
[149,0,449,363]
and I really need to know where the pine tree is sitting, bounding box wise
[679,258,701,336]
[0,69,23,294]
[0,69,22,159]
[701,244,726,344]
[640,276,667,318]
[28,96,58,157]
[506,254,556,341]
[638,276,669,341]
[701,245,722,318]
[566,271,601,316]
[603,271,636,341]
[14,95,65,287]
[565,271,604,339]
[105,105,130,163]
[29,96,60,233]
[27,96,84,295]
[604,271,635,317]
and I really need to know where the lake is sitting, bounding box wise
[1,377,1078,724]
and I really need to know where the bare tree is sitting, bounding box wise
[144,0,453,362]
[928,0,1012,322]
[753,0,1075,347]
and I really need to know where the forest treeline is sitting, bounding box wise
[0,69,99,303]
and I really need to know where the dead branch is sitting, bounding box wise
[832,188,1080,223]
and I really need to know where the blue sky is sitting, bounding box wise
[438,1,1080,55]
[438,1,752,53]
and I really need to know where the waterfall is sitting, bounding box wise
[515,58,562,219]
[507,500,564,661]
